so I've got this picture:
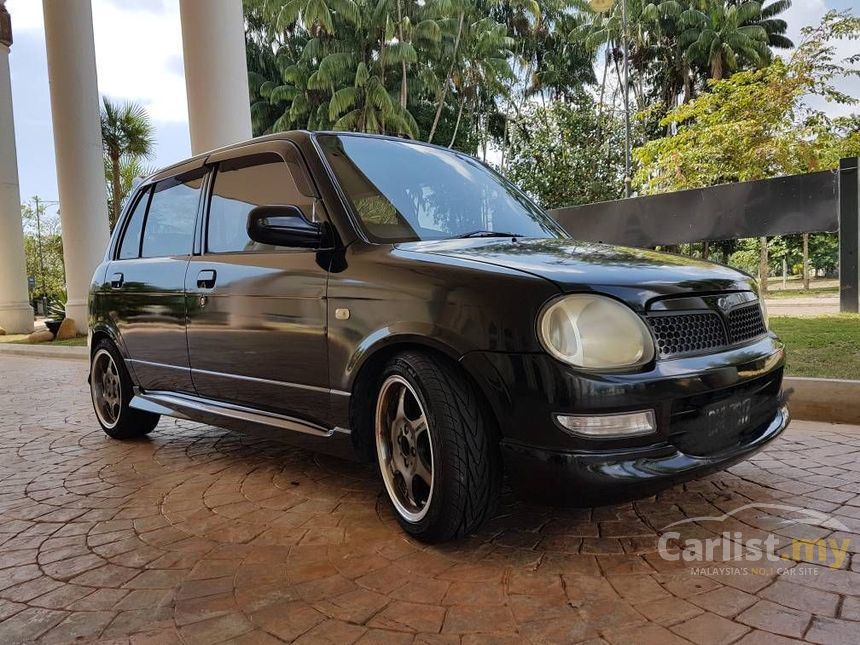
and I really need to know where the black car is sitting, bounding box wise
[88,132,788,542]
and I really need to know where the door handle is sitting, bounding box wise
[196,269,217,289]
[110,272,124,289]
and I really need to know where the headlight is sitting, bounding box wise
[538,294,654,369]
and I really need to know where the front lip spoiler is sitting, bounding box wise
[502,405,790,505]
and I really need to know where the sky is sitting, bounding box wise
[6,0,859,209]
[8,0,190,207]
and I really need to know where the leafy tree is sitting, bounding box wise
[100,98,154,230]
[21,199,66,305]
[245,0,600,156]
[737,0,793,49]
[634,10,859,190]
[245,0,516,143]
[106,156,155,223]
[808,232,839,277]
[504,92,625,208]
[502,1,596,102]
[492,1,597,164]
[682,1,772,81]
[573,0,665,111]
[634,10,859,291]
[574,0,794,120]
[727,239,760,275]
[440,15,515,147]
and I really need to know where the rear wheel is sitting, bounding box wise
[374,351,500,542]
[90,339,159,439]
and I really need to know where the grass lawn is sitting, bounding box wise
[0,334,87,347]
[770,314,860,380]
[765,286,839,299]
[764,277,838,299]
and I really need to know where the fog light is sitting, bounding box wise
[555,410,656,438]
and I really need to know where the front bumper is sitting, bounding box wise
[461,334,788,504]
[503,405,788,504]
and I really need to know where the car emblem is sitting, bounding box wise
[717,296,732,312]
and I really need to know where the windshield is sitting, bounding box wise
[317,134,568,243]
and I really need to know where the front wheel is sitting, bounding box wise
[90,339,159,439]
[374,352,500,542]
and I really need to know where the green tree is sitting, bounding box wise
[808,232,839,277]
[732,0,794,49]
[21,199,66,306]
[504,92,625,208]
[106,156,155,222]
[246,0,450,137]
[442,16,515,147]
[682,1,772,81]
[634,10,859,291]
[573,0,667,111]
[100,98,154,230]
[635,10,859,192]
[246,0,524,150]
[492,1,596,165]
[574,1,794,119]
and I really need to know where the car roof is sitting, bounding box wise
[141,130,450,184]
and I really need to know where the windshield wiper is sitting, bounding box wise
[456,230,523,239]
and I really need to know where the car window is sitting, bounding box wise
[318,134,566,243]
[141,172,203,258]
[207,153,312,253]
[117,188,150,260]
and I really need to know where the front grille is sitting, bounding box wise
[648,312,727,359]
[728,303,767,344]
[646,296,768,360]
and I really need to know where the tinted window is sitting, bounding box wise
[117,188,150,260]
[141,173,203,258]
[207,153,311,253]
[318,134,566,243]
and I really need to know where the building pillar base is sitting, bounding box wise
[64,299,88,335]
[0,302,34,334]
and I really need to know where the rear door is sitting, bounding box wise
[185,141,331,425]
[107,165,205,393]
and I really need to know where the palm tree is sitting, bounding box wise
[573,0,671,110]
[446,17,515,147]
[730,0,794,49]
[248,0,426,135]
[105,156,155,222]
[100,98,154,229]
[259,0,361,36]
[681,1,771,80]
[573,1,792,112]
[428,1,469,143]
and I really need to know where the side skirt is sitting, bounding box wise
[130,390,358,461]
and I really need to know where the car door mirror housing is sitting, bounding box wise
[246,205,323,248]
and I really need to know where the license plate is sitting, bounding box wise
[703,397,753,437]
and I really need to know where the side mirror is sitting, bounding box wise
[246,205,322,249]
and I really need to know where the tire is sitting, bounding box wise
[89,339,159,439]
[374,351,501,542]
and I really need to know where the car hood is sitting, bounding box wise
[396,238,756,306]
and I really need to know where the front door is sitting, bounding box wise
[107,165,205,393]
[185,144,331,425]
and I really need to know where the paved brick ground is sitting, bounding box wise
[2,355,860,644]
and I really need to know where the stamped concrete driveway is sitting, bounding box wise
[2,355,860,644]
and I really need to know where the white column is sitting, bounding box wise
[179,0,252,155]
[43,0,110,333]
[0,2,33,333]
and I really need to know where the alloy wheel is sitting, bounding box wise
[375,375,434,522]
[91,349,122,429]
